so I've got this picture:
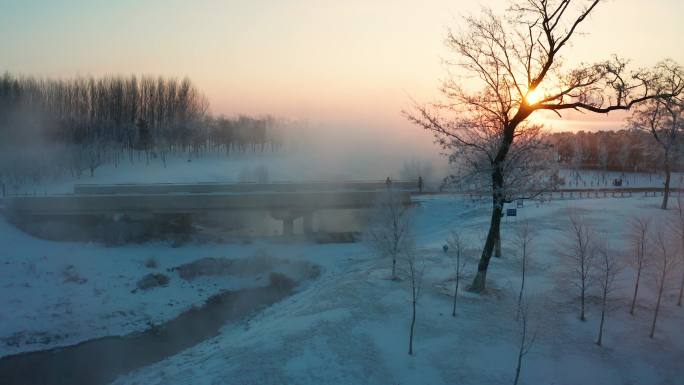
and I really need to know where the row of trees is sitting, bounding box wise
[0,73,209,151]
[0,73,284,188]
[368,191,682,384]
[509,211,682,382]
[549,130,683,173]
[566,210,683,343]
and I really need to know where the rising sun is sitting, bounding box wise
[525,87,545,105]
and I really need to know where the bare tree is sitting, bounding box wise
[565,212,594,321]
[630,97,683,209]
[649,222,679,339]
[513,299,536,385]
[366,191,412,280]
[617,141,630,175]
[407,0,683,292]
[571,136,584,185]
[628,216,651,315]
[597,140,609,184]
[594,238,621,346]
[446,232,469,317]
[514,220,536,319]
[403,247,425,355]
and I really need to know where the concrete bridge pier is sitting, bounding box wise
[303,212,313,234]
[283,217,294,236]
[271,210,315,236]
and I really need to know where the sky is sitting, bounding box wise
[1,0,683,138]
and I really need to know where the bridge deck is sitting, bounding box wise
[5,181,415,216]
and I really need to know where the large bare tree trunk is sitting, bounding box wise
[452,260,461,317]
[470,138,512,293]
[662,159,671,209]
[494,233,502,258]
[408,298,416,355]
[470,214,499,292]
[470,169,504,292]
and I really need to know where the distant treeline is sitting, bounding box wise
[548,130,683,173]
[0,73,283,185]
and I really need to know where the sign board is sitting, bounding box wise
[507,208,517,217]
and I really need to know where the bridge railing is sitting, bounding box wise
[72,180,420,195]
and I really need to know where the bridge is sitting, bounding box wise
[3,181,417,236]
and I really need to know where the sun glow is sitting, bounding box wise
[525,87,546,105]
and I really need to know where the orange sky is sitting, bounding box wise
[1,0,683,134]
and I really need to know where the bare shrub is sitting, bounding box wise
[366,191,412,280]
[174,257,235,280]
[136,273,170,291]
[144,257,159,269]
[268,272,295,292]
[61,265,87,285]
[446,232,469,317]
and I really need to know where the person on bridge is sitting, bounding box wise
[418,176,423,193]
[385,177,392,189]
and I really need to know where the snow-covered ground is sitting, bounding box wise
[2,192,683,385]
[0,218,317,357]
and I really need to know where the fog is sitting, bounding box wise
[1,119,448,195]
[270,120,447,182]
